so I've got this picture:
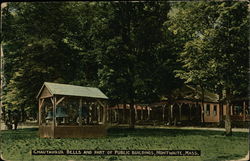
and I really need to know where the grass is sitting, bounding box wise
[0,127,248,161]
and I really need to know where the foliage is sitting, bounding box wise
[168,1,249,97]
[2,1,248,130]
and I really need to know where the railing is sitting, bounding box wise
[230,115,250,121]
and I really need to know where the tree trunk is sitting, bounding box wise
[169,104,173,125]
[225,102,232,136]
[225,89,232,136]
[147,106,150,120]
[129,103,135,129]
[200,87,205,124]
[123,103,126,123]
[162,105,165,122]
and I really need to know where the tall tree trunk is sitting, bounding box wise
[129,102,135,129]
[200,87,205,124]
[162,105,165,122]
[169,104,173,125]
[123,103,126,123]
[225,89,232,136]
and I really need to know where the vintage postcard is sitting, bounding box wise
[0,1,249,161]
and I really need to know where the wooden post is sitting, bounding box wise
[114,105,117,122]
[52,96,56,128]
[108,107,110,123]
[135,105,138,121]
[110,107,112,123]
[38,98,45,125]
[189,104,192,121]
[95,99,106,124]
[141,106,143,120]
[219,102,223,122]
[178,103,182,121]
[102,103,107,124]
[87,101,91,124]
[170,105,173,123]
[79,98,83,126]
[243,101,246,122]
[106,107,109,123]
[123,104,126,123]
[117,105,119,123]
[162,105,165,122]
[147,106,150,120]
[167,105,171,124]
[38,99,41,125]
[98,105,101,123]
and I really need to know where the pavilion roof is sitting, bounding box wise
[37,82,108,99]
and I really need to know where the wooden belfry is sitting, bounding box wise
[36,82,108,138]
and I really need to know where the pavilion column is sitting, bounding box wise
[79,98,83,126]
[147,106,150,120]
[189,104,192,121]
[141,106,143,120]
[38,98,45,125]
[162,105,165,122]
[134,105,138,122]
[38,99,41,125]
[109,107,112,123]
[114,105,118,122]
[98,105,101,123]
[52,96,57,127]
[231,104,233,115]
[167,104,173,125]
[102,103,107,124]
[116,105,119,123]
[219,102,223,122]
[243,101,246,122]
[123,104,126,123]
[170,104,173,124]
[108,107,111,123]
[87,101,91,124]
[106,107,109,123]
[178,103,182,121]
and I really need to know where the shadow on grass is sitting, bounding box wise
[210,154,243,161]
[1,127,248,140]
[1,128,39,140]
[107,127,248,138]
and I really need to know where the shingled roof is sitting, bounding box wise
[37,82,108,99]
[177,85,219,103]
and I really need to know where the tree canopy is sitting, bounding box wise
[1,1,248,130]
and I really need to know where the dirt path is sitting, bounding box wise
[133,125,249,132]
[1,122,249,133]
[228,152,249,161]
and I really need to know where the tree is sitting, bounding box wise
[168,1,249,135]
[95,2,172,128]
[206,2,249,135]
[2,2,174,129]
[2,2,82,122]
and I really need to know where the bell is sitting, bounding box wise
[56,106,68,118]
[79,108,88,118]
[45,111,53,120]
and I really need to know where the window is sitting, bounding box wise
[206,104,210,116]
[213,105,217,116]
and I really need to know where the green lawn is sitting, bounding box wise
[0,127,248,161]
